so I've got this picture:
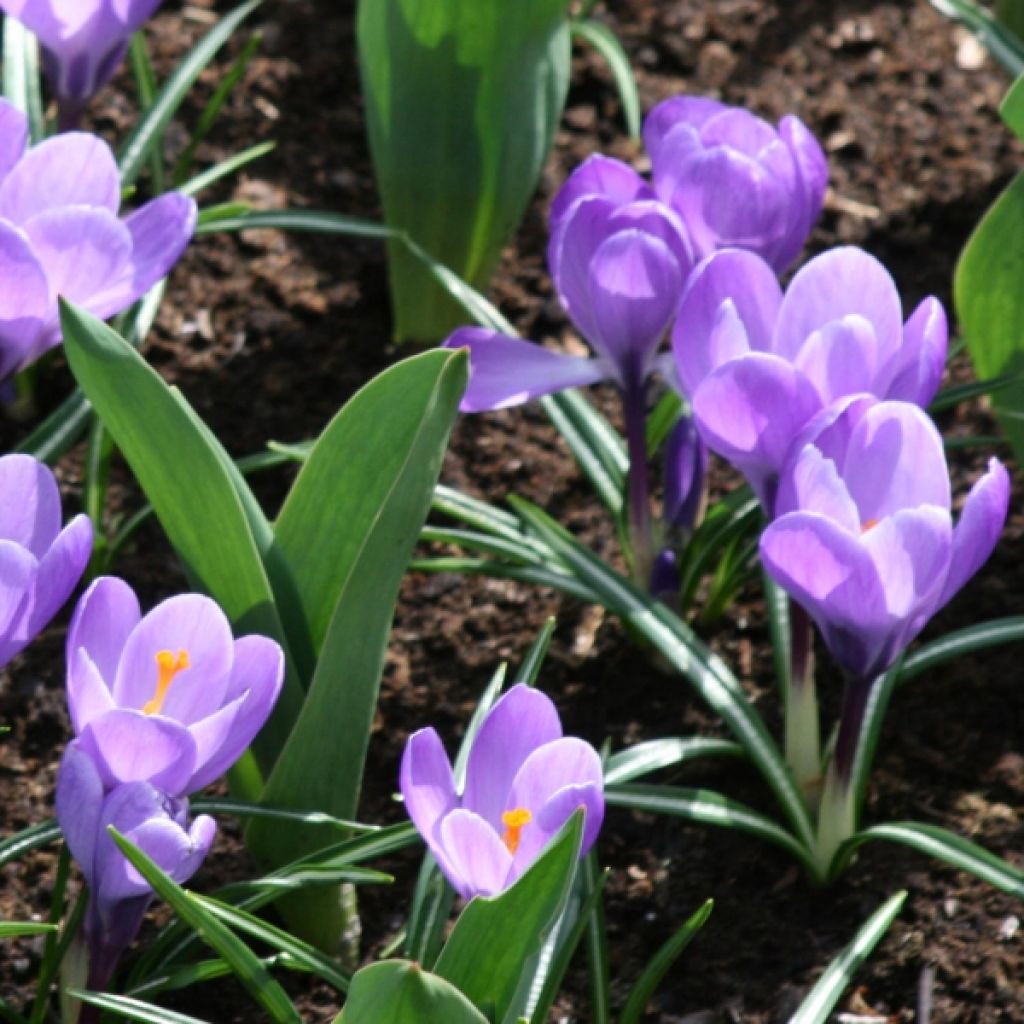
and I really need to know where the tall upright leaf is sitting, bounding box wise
[357,0,572,341]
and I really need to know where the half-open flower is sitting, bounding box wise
[0,454,91,669]
[64,576,284,797]
[644,96,827,271]
[0,99,196,379]
[672,246,948,509]
[760,398,1010,680]
[401,684,604,900]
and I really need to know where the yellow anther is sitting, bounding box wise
[860,518,880,533]
[141,649,191,715]
[501,807,533,855]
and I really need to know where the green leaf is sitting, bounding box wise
[618,899,713,1024]
[247,350,466,939]
[434,811,585,1021]
[59,300,302,777]
[180,142,276,198]
[410,555,600,604]
[515,617,557,686]
[928,368,1024,413]
[955,170,1024,460]
[0,820,61,867]
[570,19,641,138]
[129,956,287,999]
[788,890,907,1024]
[2,17,44,143]
[929,0,1024,76]
[338,961,488,1024]
[357,0,571,340]
[836,822,1024,897]
[404,854,456,969]
[71,992,214,1024]
[1002,72,1024,138]
[604,737,744,786]
[896,616,1024,686]
[108,829,302,1024]
[0,922,56,939]
[644,390,684,460]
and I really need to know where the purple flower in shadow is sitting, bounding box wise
[760,397,1009,680]
[63,576,284,798]
[0,454,91,669]
[0,99,196,380]
[401,684,604,900]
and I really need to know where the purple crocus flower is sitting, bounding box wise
[56,745,215,991]
[0,99,196,380]
[644,96,827,271]
[672,246,948,510]
[663,412,707,538]
[0,0,163,126]
[63,576,284,798]
[760,397,1009,682]
[401,684,604,901]
[0,454,91,669]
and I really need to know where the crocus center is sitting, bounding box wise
[501,807,533,854]
[860,518,880,533]
[142,649,191,715]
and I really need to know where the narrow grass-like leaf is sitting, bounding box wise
[0,820,61,867]
[420,526,545,565]
[129,34,163,193]
[129,955,288,998]
[452,664,508,788]
[13,389,92,466]
[928,369,1024,412]
[410,556,600,604]
[108,830,302,1024]
[788,889,906,1024]
[516,617,557,686]
[404,855,456,969]
[763,571,792,708]
[645,390,684,459]
[847,666,902,815]
[896,616,1024,686]
[606,784,810,867]
[581,852,611,1024]
[929,0,1024,76]
[618,899,713,1024]
[2,18,44,142]
[604,737,744,786]
[73,992,213,1024]
[191,798,375,833]
[179,142,276,197]
[0,923,56,938]
[1002,72,1024,137]
[570,18,641,137]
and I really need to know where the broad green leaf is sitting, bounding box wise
[59,301,302,775]
[955,171,1024,459]
[109,830,302,1024]
[999,2,1024,44]
[618,900,713,1024]
[247,350,466,940]
[603,737,744,786]
[357,0,571,340]
[434,811,585,1021]
[789,890,906,1024]
[570,18,641,138]
[1002,72,1024,137]
[338,960,488,1024]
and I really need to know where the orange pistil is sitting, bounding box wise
[141,649,191,715]
[501,807,533,854]
[860,518,879,533]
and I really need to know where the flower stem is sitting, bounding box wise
[784,603,822,806]
[622,380,653,588]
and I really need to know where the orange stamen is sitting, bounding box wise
[501,807,533,854]
[141,649,190,715]
[860,518,880,533]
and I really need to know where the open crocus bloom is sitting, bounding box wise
[0,99,196,380]
[56,746,214,989]
[443,154,692,411]
[760,398,1010,680]
[401,684,604,900]
[0,454,92,669]
[672,246,948,509]
[644,96,827,271]
[0,0,162,122]
[64,576,284,797]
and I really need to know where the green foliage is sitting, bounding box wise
[337,961,488,1024]
[357,0,572,341]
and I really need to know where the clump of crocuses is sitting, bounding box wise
[56,576,284,990]
[0,99,196,381]
[401,684,604,900]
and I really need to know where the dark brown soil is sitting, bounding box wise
[2,1,1023,1021]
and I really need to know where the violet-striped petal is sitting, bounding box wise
[400,727,458,846]
[67,576,141,686]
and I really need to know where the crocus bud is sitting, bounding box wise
[401,684,604,900]
[663,412,707,537]
[0,454,91,669]
[644,97,827,271]
[0,0,163,125]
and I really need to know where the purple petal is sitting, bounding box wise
[0,219,50,378]
[549,155,651,235]
[462,684,562,830]
[663,414,707,534]
[884,296,948,406]
[67,648,116,735]
[437,809,513,900]
[77,709,197,794]
[27,513,92,637]
[0,540,36,649]
[792,315,879,405]
[535,782,604,859]
[0,133,120,223]
[774,445,860,531]
[643,96,727,162]
[939,458,1011,608]
[774,115,828,268]
[67,576,141,688]
[0,454,61,556]
[55,743,105,882]
[400,727,458,873]
[0,101,28,183]
[673,249,782,396]
[443,327,608,412]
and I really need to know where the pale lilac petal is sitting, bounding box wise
[536,782,604,858]
[774,445,860,531]
[939,458,1011,608]
[549,155,651,234]
[78,709,197,794]
[462,684,562,830]
[607,200,694,280]
[0,540,36,647]
[181,697,243,793]
[26,512,92,635]
[643,96,727,162]
[55,742,104,882]
[443,328,609,412]
[773,248,902,367]
[438,809,513,900]
[67,648,116,734]
[700,108,779,155]
[673,249,782,396]
[400,728,458,859]
[774,115,828,268]
[0,101,28,182]
[793,315,879,405]
[885,296,948,406]
[0,133,120,222]
[67,576,141,686]
[551,196,616,344]
[0,219,50,378]
[0,454,61,556]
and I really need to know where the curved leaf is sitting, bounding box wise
[338,961,488,1024]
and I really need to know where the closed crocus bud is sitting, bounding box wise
[64,576,284,798]
[672,246,948,510]
[644,96,827,271]
[0,454,91,669]
[401,684,604,901]
[0,0,163,125]
[56,746,215,991]
[760,397,1010,681]
[0,99,196,380]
